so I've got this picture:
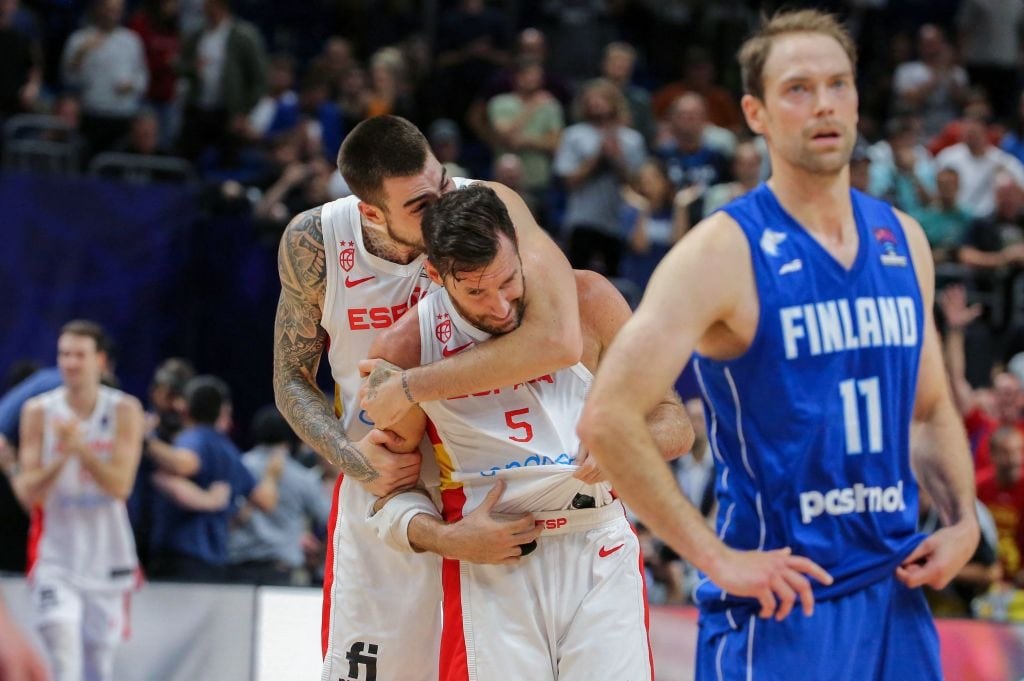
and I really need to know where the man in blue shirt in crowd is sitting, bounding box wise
[148,375,281,582]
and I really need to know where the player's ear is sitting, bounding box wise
[357,200,386,225]
[424,261,442,285]
[741,93,766,135]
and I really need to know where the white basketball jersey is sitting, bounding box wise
[416,289,613,519]
[30,386,138,593]
[319,178,474,438]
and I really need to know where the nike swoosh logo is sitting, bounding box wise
[442,342,473,357]
[598,543,625,558]
[345,275,376,288]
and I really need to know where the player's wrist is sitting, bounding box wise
[401,370,417,405]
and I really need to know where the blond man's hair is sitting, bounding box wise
[738,9,857,100]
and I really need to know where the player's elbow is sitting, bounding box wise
[545,324,583,368]
[577,402,615,454]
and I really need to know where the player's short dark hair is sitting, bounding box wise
[738,9,857,100]
[422,184,518,280]
[250,405,295,446]
[60,319,112,356]
[184,375,231,425]
[337,115,429,209]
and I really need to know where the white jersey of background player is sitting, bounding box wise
[15,320,144,681]
[273,116,584,681]
[365,185,692,681]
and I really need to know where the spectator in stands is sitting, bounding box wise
[148,375,281,582]
[246,53,299,142]
[364,46,416,121]
[918,484,1001,617]
[619,159,684,291]
[486,56,563,224]
[61,0,148,157]
[227,406,328,586]
[0,0,41,121]
[656,93,729,195]
[312,36,354,100]
[1001,91,1024,167]
[892,24,968,141]
[958,172,1024,270]
[554,78,646,275]
[927,90,1003,158]
[127,0,181,151]
[434,0,511,125]
[429,118,468,179]
[178,0,267,161]
[651,46,743,134]
[868,115,936,214]
[601,41,655,147]
[941,285,1024,476]
[295,70,342,162]
[849,138,871,193]
[129,357,193,570]
[976,426,1024,586]
[936,111,1024,218]
[113,107,162,155]
[912,167,972,263]
[702,140,762,217]
[956,0,1023,122]
[336,63,369,131]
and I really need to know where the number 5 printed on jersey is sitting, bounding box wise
[505,408,534,443]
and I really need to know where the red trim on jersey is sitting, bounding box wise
[425,420,443,446]
[440,555,469,681]
[321,473,344,659]
[26,507,44,576]
[628,520,655,677]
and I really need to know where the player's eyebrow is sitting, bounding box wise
[402,168,449,209]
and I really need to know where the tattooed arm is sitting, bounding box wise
[273,207,421,496]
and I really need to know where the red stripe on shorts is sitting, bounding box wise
[321,472,344,659]
[25,507,43,577]
[439,486,468,680]
[629,520,655,677]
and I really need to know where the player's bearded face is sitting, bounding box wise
[450,288,526,336]
[445,236,526,336]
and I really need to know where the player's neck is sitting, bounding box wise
[360,220,422,265]
[65,383,99,419]
[767,165,853,240]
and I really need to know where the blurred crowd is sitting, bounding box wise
[4,0,1024,621]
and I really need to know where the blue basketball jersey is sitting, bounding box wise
[693,184,926,609]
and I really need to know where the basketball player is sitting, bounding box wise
[363,184,692,680]
[14,320,144,681]
[273,116,581,681]
[579,10,979,680]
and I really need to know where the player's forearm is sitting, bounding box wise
[273,370,378,483]
[406,313,579,403]
[578,408,724,571]
[406,514,451,555]
[76,450,135,500]
[13,459,66,506]
[646,397,694,461]
[912,401,978,528]
[145,437,199,476]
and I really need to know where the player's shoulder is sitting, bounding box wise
[112,391,144,418]
[573,269,619,303]
[281,205,326,248]
[677,209,748,263]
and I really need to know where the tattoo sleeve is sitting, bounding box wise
[272,207,379,482]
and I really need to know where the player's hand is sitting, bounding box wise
[441,480,541,565]
[358,358,412,429]
[896,519,979,590]
[354,429,421,497]
[572,447,607,484]
[53,418,85,456]
[706,545,833,620]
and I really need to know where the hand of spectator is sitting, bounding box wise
[572,447,607,484]
[705,545,833,620]
[18,80,39,111]
[894,145,916,173]
[1003,242,1024,266]
[437,479,540,565]
[896,520,980,590]
[358,359,413,429]
[938,284,982,330]
[353,429,421,497]
[601,132,623,160]
[280,163,311,188]
[265,450,287,480]
[115,81,135,95]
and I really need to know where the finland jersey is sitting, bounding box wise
[415,288,612,519]
[694,184,926,608]
[29,386,137,593]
